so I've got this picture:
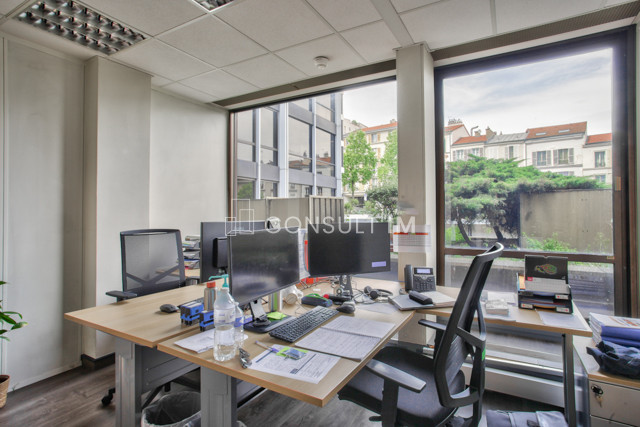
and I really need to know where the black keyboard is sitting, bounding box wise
[269,306,339,343]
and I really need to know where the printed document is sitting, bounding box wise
[174,330,215,353]
[250,345,339,384]
[295,316,394,360]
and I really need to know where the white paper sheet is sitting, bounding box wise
[249,345,339,384]
[537,310,589,331]
[174,330,215,353]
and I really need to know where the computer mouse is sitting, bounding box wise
[160,303,179,313]
[337,301,356,314]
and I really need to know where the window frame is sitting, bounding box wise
[434,27,637,316]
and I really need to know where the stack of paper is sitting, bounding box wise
[590,313,640,348]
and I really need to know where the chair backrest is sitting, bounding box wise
[120,229,186,297]
[433,242,503,408]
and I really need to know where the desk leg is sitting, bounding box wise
[115,337,142,427]
[201,369,237,427]
[562,333,576,427]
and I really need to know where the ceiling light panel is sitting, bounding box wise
[15,0,146,55]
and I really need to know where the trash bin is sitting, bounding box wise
[141,391,201,427]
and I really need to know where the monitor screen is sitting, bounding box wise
[200,221,266,282]
[228,228,300,306]
[307,222,390,277]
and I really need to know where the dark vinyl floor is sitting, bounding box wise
[0,364,562,427]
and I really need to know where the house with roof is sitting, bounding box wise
[363,120,398,160]
[523,122,587,176]
[444,122,470,161]
[583,133,613,183]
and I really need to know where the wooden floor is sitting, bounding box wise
[0,364,561,427]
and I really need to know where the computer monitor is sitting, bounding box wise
[228,227,300,332]
[200,221,266,283]
[307,222,391,297]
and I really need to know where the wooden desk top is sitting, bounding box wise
[574,336,640,389]
[157,280,414,407]
[64,285,204,348]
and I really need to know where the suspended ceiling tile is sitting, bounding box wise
[215,0,333,51]
[0,0,27,15]
[159,15,267,68]
[341,21,399,63]
[604,0,638,5]
[307,0,381,32]
[180,69,258,99]
[495,0,605,34]
[81,0,205,36]
[151,75,172,87]
[223,54,306,89]
[113,39,214,81]
[276,34,366,76]
[159,82,220,103]
[390,0,443,13]
[401,0,493,50]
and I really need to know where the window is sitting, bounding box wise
[595,151,606,168]
[436,30,635,370]
[371,133,378,144]
[236,110,255,162]
[505,146,515,159]
[289,183,311,198]
[237,178,254,200]
[317,187,335,196]
[288,117,312,172]
[471,147,483,157]
[260,181,277,198]
[316,94,333,121]
[260,107,278,166]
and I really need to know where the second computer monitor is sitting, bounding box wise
[307,222,391,277]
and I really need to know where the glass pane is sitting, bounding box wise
[316,129,333,163]
[237,142,253,162]
[289,183,311,198]
[260,148,277,166]
[317,187,335,196]
[316,160,334,177]
[237,110,254,142]
[316,104,333,121]
[237,179,254,200]
[260,108,277,149]
[316,94,332,108]
[290,99,310,110]
[289,154,311,172]
[261,181,277,198]
[288,118,311,157]
[443,48,613,255]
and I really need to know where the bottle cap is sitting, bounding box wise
[206,281,216,288]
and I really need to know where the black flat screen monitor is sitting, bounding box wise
[307,222,391,277]
[228,228,300,332]
[200,221,266,283]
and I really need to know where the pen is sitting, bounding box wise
[255,340,279,354]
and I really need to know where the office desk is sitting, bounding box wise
[157,283,414,427]
[64,285,204,426]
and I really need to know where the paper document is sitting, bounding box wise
[537,310,589,331]
[295,316,394,361]
[174,330,215,353]
[250,345,339,384]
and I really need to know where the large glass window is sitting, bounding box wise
[237,178,255,200]
[260,107,278,166]
[260,181,277,198]
[316,94,333,121]
[288,117,312,172]
[237,110,255,162]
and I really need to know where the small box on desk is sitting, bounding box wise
[517,272,572,314]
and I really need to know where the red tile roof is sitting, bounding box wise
[362,122,397,132]
[452,135,486,145]
[586,133,612,144]
[445,124,464,132]
[525,122,586,140]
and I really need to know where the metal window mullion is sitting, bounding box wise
[278,103,288,197]
[311,98,317,196]
[254,109,261,199]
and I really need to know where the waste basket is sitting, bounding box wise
[141,391,201,427]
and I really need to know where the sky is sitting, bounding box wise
[342,48,612,135]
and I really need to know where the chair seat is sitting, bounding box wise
[339,346,465,426]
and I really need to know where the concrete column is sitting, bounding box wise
[396,44,437,345]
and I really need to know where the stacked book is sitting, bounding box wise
[590,312,640,348]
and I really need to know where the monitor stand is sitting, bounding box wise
[243,299,294,333]
[338,275,354,299]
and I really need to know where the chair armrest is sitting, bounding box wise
[366,359,426,393]
[418,319,446,333]
[106,290,137,300]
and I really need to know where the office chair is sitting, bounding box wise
[103,229,192,407]
[338,243,504,427]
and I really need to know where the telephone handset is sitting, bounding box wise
[404,265,436,292]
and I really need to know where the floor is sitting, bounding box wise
[0,363,562,427]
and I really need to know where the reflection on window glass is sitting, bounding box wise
[316,129,333,163]
[237,179,254,200]
[261,181,277,198]
[261,148,277,166]
[317,104,332,121]
[288,118,311,158]
[289,183,311,198]
[291,99,310,110]
[317,187,335,196]
[237,110,254,142]
[443,48,613,256]
[260,108,277,149]
[289,155,311,172]
[316,161,334,176]
[237,142,253,162]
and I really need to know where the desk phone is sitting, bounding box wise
[404,265,436,292]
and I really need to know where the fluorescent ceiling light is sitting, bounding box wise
[15,0,145,55]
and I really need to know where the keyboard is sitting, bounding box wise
[269,306,339,343]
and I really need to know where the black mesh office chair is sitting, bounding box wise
[338,243,504,427]
[102,229,189,407]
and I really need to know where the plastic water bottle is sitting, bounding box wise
[234,303,245,346]
[213,283,236,362]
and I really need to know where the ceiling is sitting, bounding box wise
[0,0,638,108]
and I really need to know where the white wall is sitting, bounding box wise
[2,40,84,389]
[149,91,228,235]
